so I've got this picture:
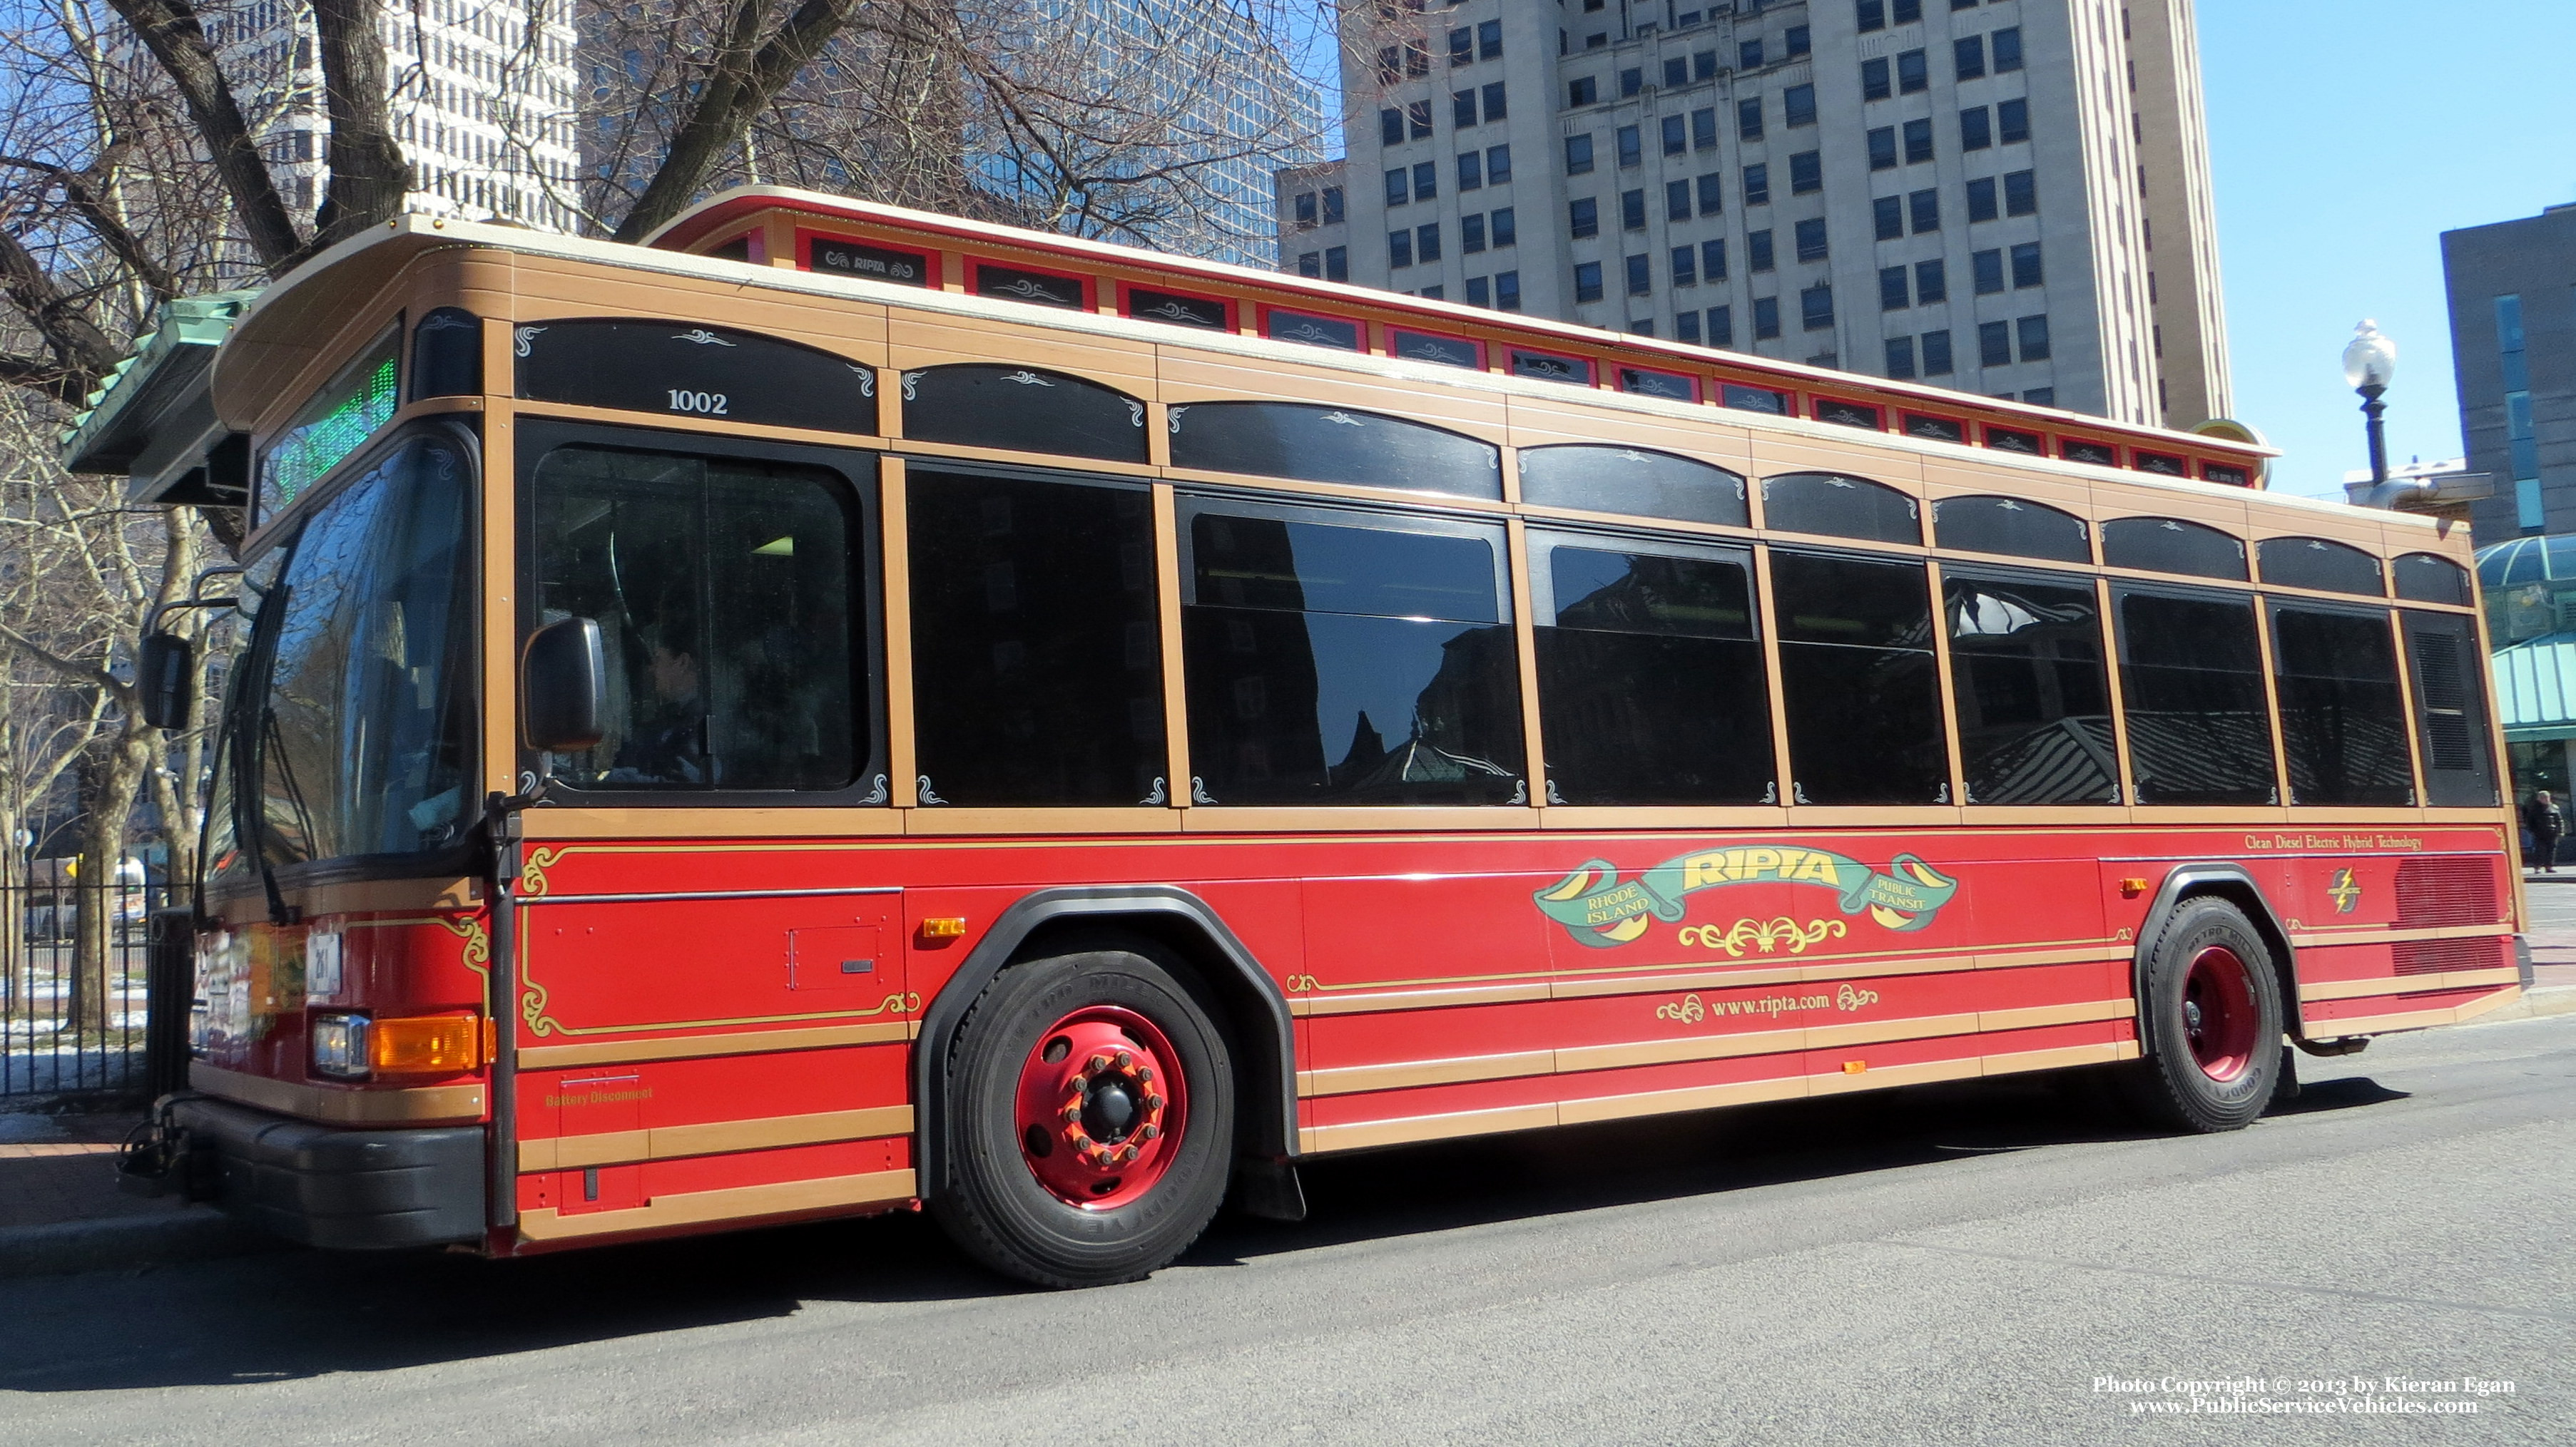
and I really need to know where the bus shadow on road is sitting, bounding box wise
[2269,1073,2410,1115]
[0,1066,2420,1392]
[1192,1068,2184,1265]
[0,1210,1009,1394]
[1189,1063,2410,1267]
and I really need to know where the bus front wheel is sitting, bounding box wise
[932,944,1236,1288]
[2125,897,2283,1133]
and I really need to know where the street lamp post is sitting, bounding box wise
[2342,319,2398,487]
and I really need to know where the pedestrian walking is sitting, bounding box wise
[2523,789,2564,873]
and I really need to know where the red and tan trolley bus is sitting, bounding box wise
[115,188,2524,1287]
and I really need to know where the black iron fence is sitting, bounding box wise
[1,876,166,1100]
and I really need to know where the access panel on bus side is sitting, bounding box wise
[509,842,919,1237]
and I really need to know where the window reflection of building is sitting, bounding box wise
[1183,511,1522,805]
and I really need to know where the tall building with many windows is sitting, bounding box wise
[197,0,579,231]
[2445,203,2576,543]
[1276,161,1354,280]
[1322,0,2228,426]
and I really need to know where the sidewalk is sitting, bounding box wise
[0,1107,272,1277]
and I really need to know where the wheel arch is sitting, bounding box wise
[2130,864,2301,1056]
[913,886,1299,1197]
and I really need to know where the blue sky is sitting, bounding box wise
[2204,1,2576,500]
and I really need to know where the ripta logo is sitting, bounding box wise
[2327,867,2361,914]
[1532,844,1960,949]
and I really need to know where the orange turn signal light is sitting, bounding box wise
[370,1014,483,1076]
[1842,1060,1868,1075]
[919,916,968,941]
[2119,877,2149,898]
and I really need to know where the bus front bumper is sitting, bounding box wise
[140,1094,487,1250]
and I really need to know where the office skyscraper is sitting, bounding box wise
[198,0,580,232]
[1321,0,2229,426]
[2445,203,2576,543]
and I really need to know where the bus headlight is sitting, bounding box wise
[312,1013,372,1079]
[312,1012,482,1080]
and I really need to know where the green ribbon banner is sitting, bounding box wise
[1532,844,1960,949]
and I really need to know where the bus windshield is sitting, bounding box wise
[214,431,477,884]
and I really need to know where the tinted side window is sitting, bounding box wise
[2101,516,2247,580]
[901,365,1147,463]
[1933,495,2089,563]
[1182,504,1522,805]
[516,319,876,435]
[1944,571,2117,804]
[410,307,481,400]
[1169,402,1502,499]
[2392,552,2472,605]
[2271,605,2413,806]
[1517,445,1749,526]
[2115,589,2276,804]
[529,444,866,793]
[909,471,1164,806]
[1761,472,1922,544]
[1771,552,1948,803]
[1534,537,1773,804]
[2403,610,2499,807]
[2259,537,2384,597]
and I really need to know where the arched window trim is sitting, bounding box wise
[2100,515,2251,582]
[897,362,1148,463]
[2256,534,2386,598]
[1166,399,1502,498]
[1756,470,1923,545]
[1930,492,2092,563]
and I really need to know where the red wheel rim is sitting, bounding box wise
[1013,1006,1186,1210]
[2181,945,2259,1082]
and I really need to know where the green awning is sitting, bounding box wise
[2493,632,2576,743]
[56,290,258,504]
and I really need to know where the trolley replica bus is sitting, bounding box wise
[114,188,2522,1287]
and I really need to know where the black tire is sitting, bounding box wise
[930,944,1235,1288]
[2123,896,2284,1132]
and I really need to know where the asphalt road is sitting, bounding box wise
[4,1015,2570,1446]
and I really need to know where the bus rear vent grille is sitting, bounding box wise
[2392,936,2499,976]
[2392,857,2499,928]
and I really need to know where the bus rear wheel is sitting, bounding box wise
[2126,897,2283,1132]
[932,944,1234,1289]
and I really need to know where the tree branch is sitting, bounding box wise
[611,0,866,242]
[0,155,182,303]
[0,224,121,388]
[0,618,124,705]
[101,0,304,267]
[308,0,409,251]
[0,352,91,407]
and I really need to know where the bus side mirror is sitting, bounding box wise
[136,633,193,730]
[521,617,606,752]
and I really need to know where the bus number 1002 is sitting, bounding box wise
[667,389,730,415]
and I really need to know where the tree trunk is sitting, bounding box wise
[68,726,151,1034]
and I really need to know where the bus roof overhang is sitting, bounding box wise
[57,290,258,508]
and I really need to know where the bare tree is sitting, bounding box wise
[564,0,1330,262]
[0,0,1328,1011]
[0,383,207,1030]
